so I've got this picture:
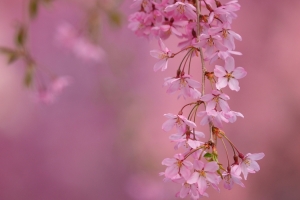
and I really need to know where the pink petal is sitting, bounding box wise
[186,78,201,88]
[180,165,191,180]
[187,140,202,149]
[240,164,249,180]
[162,119,175,131]
[179,185,190,198]
[171,26,182,37]
[153,59,168,72]
[166,79,181,93]
[232,67,247,79]
[158,38,167,51]
[248,153,265,160]
[228,78,240,91]
[219,99,230,112]
[173,20,189,27]
[200,94,214,102]
[187,172,199,184]
[164,4,177,12]
[249,161,260,171]
[206,173,219,185]
[160,25,171,32]
[197,176,208,195]
[165,165,179,178]
[184,5,197,19]
[150,50,163,59]
[229,30,242,41]
[194,130,205,138]
[216,77,228,90]
[204,161,219,172]
[224,56,235,72]
[206,101,216,111]
[214,65,226,77]
[193,160,204,170]
[162,158,176,166]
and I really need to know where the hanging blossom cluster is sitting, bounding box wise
[129,0,264,199]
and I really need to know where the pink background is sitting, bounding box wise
[0,0,299,199]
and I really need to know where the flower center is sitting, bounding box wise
[200,170,206,178]
[208,36,214,46]
[244,158,251,166]
[222,29,228,38]
[159,53,168,60]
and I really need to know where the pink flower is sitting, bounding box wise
[72,38,105,62]
[34,76,71,104]
[187,160,220,195]
[130,0,153,13]
[164,74,201,99]
[207,49,242,64]
[197,109,228,127]
[176,182,208,199]
[162,113,197,133]
[223,165,244,190]
[214,56,247,91]
[200,90,230,112]
[209,24,242,50]
[128,12,152,38]
[55,22,77,49]
[169,130,205,150]
[150,38,172,71]
[224,110,244,123]
[165,2,197,20]
[194,33,227,58]
[159,19,188,39]
[240,153,265,180]
[162,154,193,180]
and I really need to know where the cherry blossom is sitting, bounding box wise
[150,38,172,71]
[187,160,220,195]
[240,153,265,180]
[214,56,247,91]
[34,76,71,104]
[169,130,205,150]
[200,90,230,112]
[162,154,193,180]
[165,1,197,20]
[164,74,201,99]
[162,113,197,133]
[129,0,265,197]
[223,165,244,190]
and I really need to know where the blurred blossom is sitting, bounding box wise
[55,22,105,62]
[33,76,72,104]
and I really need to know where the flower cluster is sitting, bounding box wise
[129,0,264,198]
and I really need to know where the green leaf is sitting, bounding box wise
[8,53,19,64]
[204,153,212,158]
[15,26,27,47]
[212,152,219,162]
[0,47,15,54]
[108,11,122,27]
[24,66,34,87]
[0,47,19,64]
[29,0,39,19]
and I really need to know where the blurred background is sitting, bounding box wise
[0,0,299,199]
